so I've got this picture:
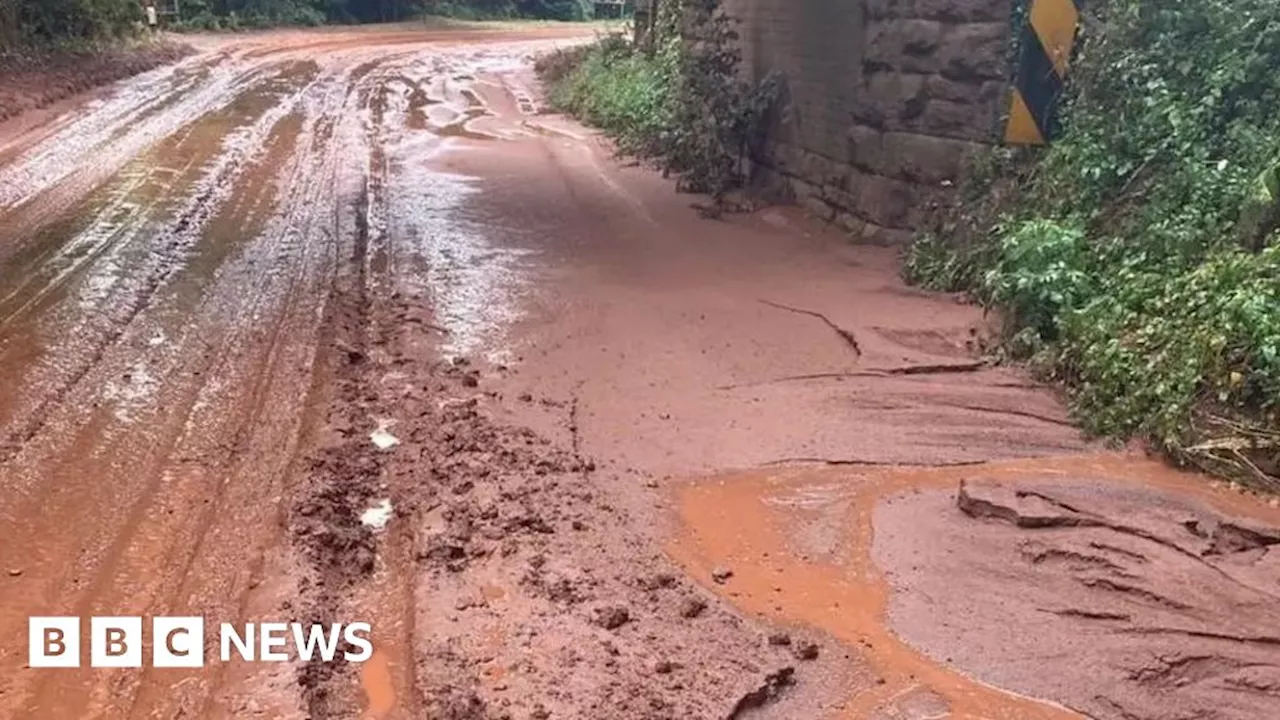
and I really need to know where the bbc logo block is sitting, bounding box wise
[29,617,371,668]
[29,617,205,668]
[27,617,79,668]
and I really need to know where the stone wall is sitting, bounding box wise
[726,0,1013,244]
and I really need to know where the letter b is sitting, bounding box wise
[29,617,81,668]
[91,617,142,668]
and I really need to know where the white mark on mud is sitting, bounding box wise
[370,419,400,450]
[360,499,394,531]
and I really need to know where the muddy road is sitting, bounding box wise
[2,23,1280,720]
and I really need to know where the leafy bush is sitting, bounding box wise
[983,219,1094,344]
[537,0,778,196]
[420,1,516,20]
[540,34,675,155]
[2,0,143,48]
[524,0,593,21]
[908,0,1280,487]
[422,0,596,21]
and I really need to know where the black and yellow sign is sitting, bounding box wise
[1005,0,1082,145]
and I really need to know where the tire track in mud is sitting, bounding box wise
[288,58,424,719]
[117,64,388,719]
[0,60,321,468]
[0,77,343,720]
[0,53,366,719]
[0,55,286,231]
[0,29,654,720]
[279,49,854,720]
[104,104,346,719]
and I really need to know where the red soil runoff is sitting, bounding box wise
[1,21,1278,720]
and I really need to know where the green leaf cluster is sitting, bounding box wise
[536,0,778,196]
[906,0,1280,485]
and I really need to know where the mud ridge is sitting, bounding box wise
[876,478,1280,719]
[289,178,387,717]
[758,299,861,357]
[0,41,194,124]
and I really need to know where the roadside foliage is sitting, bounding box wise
[536,0,779,197]
[0,0,143,47]
[0,0,594,44]
[907,0,1280,488]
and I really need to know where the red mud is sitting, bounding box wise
[671,456,1280,720]
[2,20,1278,720]
[0,41,193,125]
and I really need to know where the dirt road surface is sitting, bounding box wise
[2,23,1279,720]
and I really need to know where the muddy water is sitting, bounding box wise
[12,20,1266,720]
[0,26,593,720]
[669,453,1280,719]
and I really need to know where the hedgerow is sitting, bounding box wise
[907,0,1280,487]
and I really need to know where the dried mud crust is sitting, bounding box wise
[288,277,842,718]
[874,479,1280,720]
[0,41,193,123]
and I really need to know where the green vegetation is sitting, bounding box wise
[175,1,434,30]
[536,0,778,196]
[0,0,600,45]
[422,1,598,21]
[0,0,144,47]
[907,0,1280,487]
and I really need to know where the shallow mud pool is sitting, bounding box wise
[2,21,1279,720]
[671,454,1280,719]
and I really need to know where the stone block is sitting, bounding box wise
[835,210,868,235]
[913,98,993,140]
[881,132,980,184]
[938,22,1011,81]
[914,0,1012,23]
[860,222,914,246]
[853,172,917,228]
[864,20,948,74]
[866,0,1011,23]
[847,124,887,176]
[925,76,1005,107]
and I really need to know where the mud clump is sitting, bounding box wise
[726,667,796,719]
[792,640,819,661]
[876,478,1280,720]
[593,605,631,630]
[679,596,708,619]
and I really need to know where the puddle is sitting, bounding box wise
[387,161,534,363]
[668,453,1280,720]
[359,651,397,720]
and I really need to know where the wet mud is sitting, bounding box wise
[0,42,194,125]
[670,455,1280,720]
[0,24,599,719]
[3,19,1277,720]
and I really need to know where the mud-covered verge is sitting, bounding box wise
[0,40,193,123]
[876,478,1280,720]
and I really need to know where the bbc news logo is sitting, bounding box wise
[29,617,372,668]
